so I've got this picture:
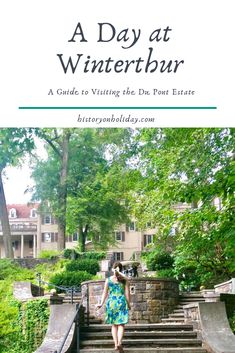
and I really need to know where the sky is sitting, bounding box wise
[3,138,47,205]
[3,164,34,204]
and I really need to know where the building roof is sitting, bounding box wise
[7,203,40,218]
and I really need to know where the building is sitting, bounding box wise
[0,201,198,260]
[0,204,78,259]
[0,203,159,260]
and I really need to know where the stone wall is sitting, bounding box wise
[214,278,235,294]
[14,258,58,269]
[81,277,179,324]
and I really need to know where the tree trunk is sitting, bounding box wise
[79,225,87,252]
[57,131,70,251]
[0,170,14,258]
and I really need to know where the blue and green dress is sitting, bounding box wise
[105,277,129,325]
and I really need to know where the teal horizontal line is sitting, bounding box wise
[19,106,217,110]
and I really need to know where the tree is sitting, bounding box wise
[32,128,71,250]
[0,129,35,258]
[130,128,235,286]
[32,129,130,252]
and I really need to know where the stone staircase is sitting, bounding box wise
[76,291,207,353]
[162,292,205,324]
[62,292,82,304]
[78,323,206,352]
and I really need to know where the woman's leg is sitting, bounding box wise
[117,324,125,347]
[111,324,118,349]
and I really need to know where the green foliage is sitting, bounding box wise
[49,271,92,290]
[131,128,235,288]
[156,268,175,278]
[0,259,34,282]
[63,249,106,261]
[32,129,130,252]
[143,250,174,271]
[63,248,75,259]
[65,259,100,275]
[76,251,106,261]
[229,311,235,333]
[11,299,49,353]
[38,250,61,259]
[0,260,49,353]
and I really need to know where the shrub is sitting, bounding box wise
[38,250,61,259]
[229,311,235,333]
[156,268,175,278]
[49,271,92,291]
[63,249,106,261]
[63,249,75,259]
[144,250,174,271]
[81,251,106,261]
[65,259,100,275]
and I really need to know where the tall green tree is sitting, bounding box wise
[32,128,71,250]
[0,129,35,258]
[132,128,235,286]
[32,129,130,252]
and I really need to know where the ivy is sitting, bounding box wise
[0,299,49,353]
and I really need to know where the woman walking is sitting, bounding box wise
[96,261,131,352]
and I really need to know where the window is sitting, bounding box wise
[144,234,154,247]
[42,232,58,242]
[67,233,78,242]
[114,252,124,261]
[12,241,19,251]
[30,208,37,218]
[43,232,51,242]
[29,240,33,248]
[115,231,125,241]
[9,208,17,218]
[73,233,78,241]
[129,222,135,231]
[44,214,51,224]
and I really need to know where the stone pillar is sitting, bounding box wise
[20,234,24,258]
[33,234,37,258]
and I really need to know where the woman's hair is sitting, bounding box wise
[112,261,125,284]
[113,261,123,272]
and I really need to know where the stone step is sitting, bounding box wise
[179,298,205,302]
[80,338,202,348]
[180,292,202,297]
[181,301,204,306]
[173,309,184,313]
[169,313,185,318]
[81,324,194,332]
[81,331,197,340]
[161,318,185,323]
[79,349,207,353]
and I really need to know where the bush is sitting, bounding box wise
[156,268,175,278]
[49,271,92,291]
[65,259,100,275]
[38,250,61,259]
[63,249,106,261]
[144,250,174,271]
[229,311,235,333]
[81,251,106,260]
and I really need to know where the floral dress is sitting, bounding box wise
[105,277,129,325]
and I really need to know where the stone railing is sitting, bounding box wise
[214,278,235,294]
[81,277,179,324]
